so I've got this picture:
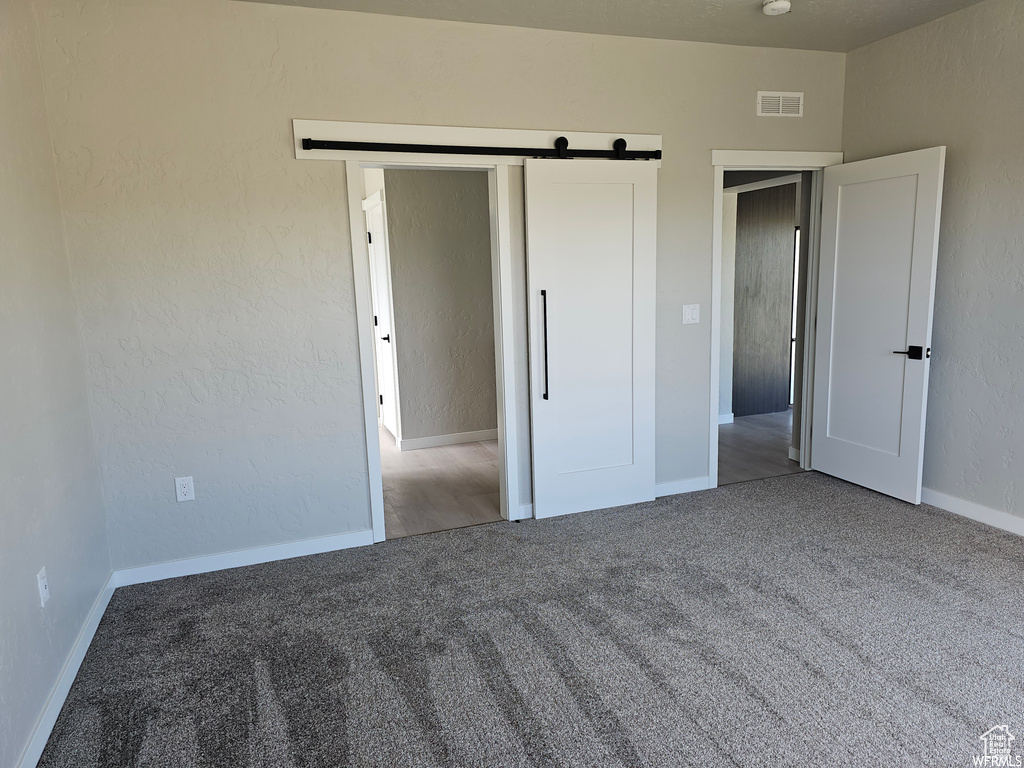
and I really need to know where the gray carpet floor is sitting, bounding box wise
[39,472,1024,767]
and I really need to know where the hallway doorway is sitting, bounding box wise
[717,170,810,486]
[363,167,502,539]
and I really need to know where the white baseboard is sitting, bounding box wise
[397,429,498,452]
[16,527,376,766]
[656,476,713,498]
[19,487,1016,768]
[113,528,375,587]
[788,446,801,462]
[510,503,533,521]
[921,488,1024,537]
[718,413,734,425]
[17,574,117,768]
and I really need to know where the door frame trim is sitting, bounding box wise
[308,119,662,541]
[710,150,843,487]
[725,173,803,195]
[347,161,521,540]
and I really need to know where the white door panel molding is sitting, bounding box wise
[526,159,658,518]
[811,146,946,504]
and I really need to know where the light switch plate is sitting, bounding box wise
[683,304,700,325]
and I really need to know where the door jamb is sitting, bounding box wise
[347,160,522,541]
[347,166,387,540]
[709,150,843,487]
[309,120,662,542]
[724,173,803,196]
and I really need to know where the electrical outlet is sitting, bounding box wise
[37,568,49,607]
[175,476,195,502]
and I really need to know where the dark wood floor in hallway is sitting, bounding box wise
[718,409,804,486]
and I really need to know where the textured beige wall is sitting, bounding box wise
[384,169,497,440]
[32,0,845,568]
[844,0,1023,517]
[0,0,111,764]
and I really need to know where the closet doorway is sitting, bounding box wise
[362,168,502,538]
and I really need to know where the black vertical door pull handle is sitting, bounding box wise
[893,345,923,360]
[541,290,550,401]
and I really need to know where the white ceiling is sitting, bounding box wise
[238,0,985,52]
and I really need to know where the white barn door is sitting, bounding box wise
[525,159,658,519]
[811,147,946,504]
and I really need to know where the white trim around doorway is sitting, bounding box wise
[346,166,389,541]
[306,120,662,541]
[724,173,803,195]
[709,150,843,488]
[347,159,518,541]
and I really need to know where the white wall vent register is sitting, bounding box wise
[757,91,804,117]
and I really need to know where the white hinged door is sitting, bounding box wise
[811,147,946,503]
[363,192,399,440]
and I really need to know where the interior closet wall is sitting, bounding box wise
[384,169,497,442]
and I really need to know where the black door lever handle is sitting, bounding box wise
[381,334,390,343]
[893,345,924,360]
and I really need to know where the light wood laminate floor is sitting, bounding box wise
[718,409,805,486]
[379,428,502,539]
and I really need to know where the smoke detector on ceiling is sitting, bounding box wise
[763,0,792,16]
